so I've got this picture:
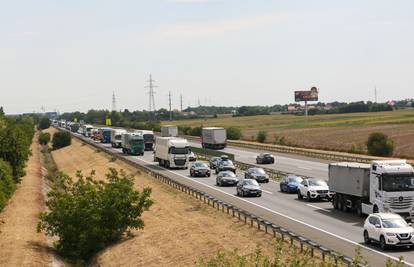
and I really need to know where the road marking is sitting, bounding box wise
[135,157,414,267]
[262,190,273,195]
[306,204,329,211]
[298,166,313,170]
[76,134,414,267]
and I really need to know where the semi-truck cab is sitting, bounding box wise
[99,127,112,143]
[154,137,189,169]
[121,133,145,155]
[135,130,155,151]
[329,160,414,221]
[111,129,127,148]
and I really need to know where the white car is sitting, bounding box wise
[297,178,332,201]
[363,213,414,250]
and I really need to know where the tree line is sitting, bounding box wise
[0,109,35,211]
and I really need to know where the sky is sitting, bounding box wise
[1,0,413,114]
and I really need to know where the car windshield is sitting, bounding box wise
[308,179,327,186]
[263,154,272,157]
[252,168,265,174]
[221,161,233,166]
[381,174,414,192]
[245,180,259,186]
[222,172,236,177]
[288,176,302,183]
[115,135,122,140]
[382,218,409,228]
[194,163,207,168]
[170,147,189,154]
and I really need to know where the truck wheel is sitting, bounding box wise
[166,161,170,169]
[332,194,338,209]
[356,200,363,217]
[341,197,349,212]
[337,194,343,210]
[373,205,379,213]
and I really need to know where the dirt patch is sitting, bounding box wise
[0,133,51,266]
[51,138,280,267]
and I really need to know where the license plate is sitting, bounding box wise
[319,194,327,197]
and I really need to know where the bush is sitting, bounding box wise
[38,132,51,145]
[226,127,242,140]
[52,131,71,149]
[190,126,202,137]
[0,159,15,211]
[38,168,153,261]
[367,132,395,157]
[256,131,267,143]
[38,117,51,130]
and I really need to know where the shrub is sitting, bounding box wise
[226,127,242,140]
[38,168,153,261]
[52,131,71,149]
[38,132,51,145]
[367,132,395,157]
[190,126,202,137]
[256,131,267,143]
[0,159,15,211]
[38,117,51,130]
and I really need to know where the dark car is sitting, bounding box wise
[244,167,269,183]
[256,153,275,164]
[236,179,262,197]
[280,175,303,193]
[209,157,221,169]
[190,162,211,177]
[216,159,236,174]
[216,171,239,186]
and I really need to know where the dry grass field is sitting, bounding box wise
[165,109,414,158]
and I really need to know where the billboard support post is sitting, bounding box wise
[305,101,308,117]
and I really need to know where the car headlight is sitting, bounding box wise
[309,190,316,193]
[386,233,396,236]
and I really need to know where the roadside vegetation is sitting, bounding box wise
[52,131,71,149]
[0,109,35,211]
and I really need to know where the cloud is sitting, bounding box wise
[157,13,286,40]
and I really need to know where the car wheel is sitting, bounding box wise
[380,236,387,250]
[297,191,303,200]
[363,230,371,245]
[307,192,312,202]
[280,185,284,192]
[207,174,211,177]
[190,171,193,177]
[257,193,262,197]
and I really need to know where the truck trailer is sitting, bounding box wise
[111,129,127,148]
[201,127,227,150]
[121,133,145,155]
[161,125,178,137]
[154,137,189,169]
[329,160,414,220]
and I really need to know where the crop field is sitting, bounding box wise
[165,109,414,158]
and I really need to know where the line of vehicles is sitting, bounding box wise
[53,120,414,249]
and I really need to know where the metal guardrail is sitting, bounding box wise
[59,128,360,266]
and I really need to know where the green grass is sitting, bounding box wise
[165,109,414,131]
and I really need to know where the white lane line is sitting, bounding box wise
[298,166,313,170]
[135,157,414,267]
[306,204,329,211]
[262,190,273,195]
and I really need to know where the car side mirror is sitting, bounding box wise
[408,222,412,227]
[304,185,308,187]
[375,224,381,228]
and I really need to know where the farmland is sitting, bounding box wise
[165,109,414,158]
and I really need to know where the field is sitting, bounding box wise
[165,109,414,158]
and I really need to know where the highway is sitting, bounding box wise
[73,132,414,266]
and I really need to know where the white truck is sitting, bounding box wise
[154,137,189,169]
[111,129,127,148]
[161,125,178,137]
[201,127,227,150]
[329,160,414,221]
[82,124,94,137]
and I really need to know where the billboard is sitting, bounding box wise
[295,87,319,102]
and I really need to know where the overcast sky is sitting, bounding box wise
[1,0,413,114]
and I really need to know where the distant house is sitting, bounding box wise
[287,105,296,112]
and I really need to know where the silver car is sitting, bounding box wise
[244,167,269,183]
[236,179,262,197]
[189,162,210,177]
[216,171,239,186]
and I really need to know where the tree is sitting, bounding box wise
[52,131,71,149]
[38,117,51,130]
[190,126,202,136]
[38,132,51,145]
[226,127,242,140]
[38,169,153,261]
[256,131,267,143]
[0,159,15,211]
[367,132,395,157]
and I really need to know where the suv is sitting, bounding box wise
[297,178,332,201]
[215,159,236,174]
[244,168,269,183]
[363,213,414,250]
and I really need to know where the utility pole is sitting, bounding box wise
[112,91,117,111]
[146,74,157,121]
[168,91,172,121]
[180,94,183,112]
[374,86,378,103]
